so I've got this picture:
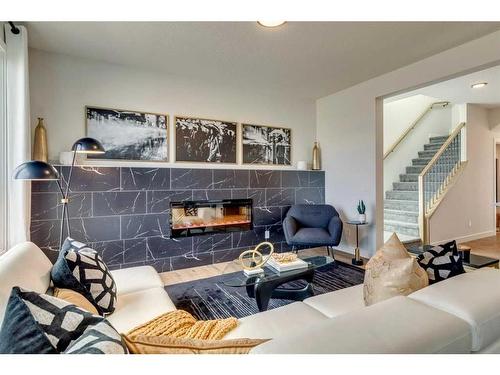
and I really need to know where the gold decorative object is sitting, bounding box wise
[312,141,321,170]
[238,242,274,270]
[33,117,48,162]
[271,252,297,264]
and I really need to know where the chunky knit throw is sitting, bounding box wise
[126,310,238,340]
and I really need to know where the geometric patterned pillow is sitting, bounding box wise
[416,242,465,284]
[64,320,127,354]
[0,287,103,353]
[51,238,117,315]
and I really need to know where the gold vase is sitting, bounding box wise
[312,141,321,170]
[33,117,48,163]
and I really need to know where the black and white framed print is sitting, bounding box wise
[86,106,169,161]
[175,116,237,163]
[242,124,291,165]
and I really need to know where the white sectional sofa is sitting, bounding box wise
[1,241,500,354]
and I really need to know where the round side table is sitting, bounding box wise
[346,220,368,266]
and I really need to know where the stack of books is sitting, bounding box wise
[266,253,308,273]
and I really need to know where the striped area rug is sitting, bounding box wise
[165,260,365,320]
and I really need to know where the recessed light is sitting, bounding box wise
[471,82,488,89]
[257,21,286,28]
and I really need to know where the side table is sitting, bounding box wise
[346,220,368,266]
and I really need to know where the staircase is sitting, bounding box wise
[384,135,449,240]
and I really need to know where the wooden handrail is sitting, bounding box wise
[383,101,449,160]
[419,122,466,177]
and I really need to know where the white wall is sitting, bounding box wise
[489,108,500,129]
[317,30,500,258]
[429,105,496,244]
[29,49,316,169]
[383,95,451,193]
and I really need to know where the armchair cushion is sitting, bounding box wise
[291,228,335,246]
[328,216,343,244]
[283,216,299,242]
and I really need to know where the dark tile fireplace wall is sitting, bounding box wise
[31,166,325,273]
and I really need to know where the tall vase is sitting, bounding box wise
[312,142,321,170]
[33,117,48,163]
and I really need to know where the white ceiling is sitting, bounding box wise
[25,22,500,100]
[389,64,500,109]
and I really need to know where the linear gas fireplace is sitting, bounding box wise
[169,199,253,238]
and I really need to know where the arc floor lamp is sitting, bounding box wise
[13,137,105,249]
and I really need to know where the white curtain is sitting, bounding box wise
[4,24,31,249]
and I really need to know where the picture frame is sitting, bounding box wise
[175,116,237,164]
[242,123,291,165]
[86,106,169,161]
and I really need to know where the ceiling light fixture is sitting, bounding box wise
[257,21,286,28]
[471,82,488,89]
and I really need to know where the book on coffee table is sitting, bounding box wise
[266,257,308,273]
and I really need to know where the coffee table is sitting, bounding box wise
[222,255,335,312]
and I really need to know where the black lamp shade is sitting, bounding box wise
[13,160,60,180]
[71,137,105,154]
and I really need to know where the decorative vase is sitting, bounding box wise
[296,160,308,170]
[33,117,48,163]
[312,142,321,170]
[358,214,366,223]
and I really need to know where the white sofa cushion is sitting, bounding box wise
[251,296,471,354]
[107,288,176,333]
[303,284,364,318]
[408,268,500,352]
[111,266,164,296]
[224,302,329,340]
[0,242,52,323]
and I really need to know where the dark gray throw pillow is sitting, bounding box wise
[0,287,102,353]
[51,238,117,315]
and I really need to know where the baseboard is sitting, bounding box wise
[431,230,496,245]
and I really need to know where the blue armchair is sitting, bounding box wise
[283,204,343,258]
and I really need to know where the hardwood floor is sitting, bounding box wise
[159,247,365,286]
[461,234,500,260]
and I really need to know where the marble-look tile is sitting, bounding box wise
[212,169,249,189]
[31,193,59,220]
[31,179,60,193]
[31,220,61,248]
[232,227,265,249]
[269,224,286,244]
[93,191,146,216]
[60,166,120,192]
[147,190,191,213]
[212,233,233,251]
[124,238,148,263]
[281,171,309,188]
[295,187,325,205]
[249,170,280,188]
[121,167,170,191]
[253,206,282,226]
[90,240,124,266]
[171,168,212,189]
[66,193,93,218]
[121,213,170,239]
[69,217,121,243]
[146,236,193,259]
[212,247,242,263]
[309,171,325,188]
[147,258,172,273]
[170,252,213,271]
[247,189,266,207]
[192,189,231,201]
[265,188,295,207]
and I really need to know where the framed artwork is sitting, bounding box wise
[242,124,291,165]
[86,106,169,161]
[175,116,237,163]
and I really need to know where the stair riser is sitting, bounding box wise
[418,151,437,158]
[393,182,418,191]
[406,166,424,174]
[386,191,418,201]
[384,211,419,224]
[412,158,432,166]
[399,174,419,182]
[384,223,419,237]
[429,136,449,144]
[384,200,418,211]
[424,143,442,151]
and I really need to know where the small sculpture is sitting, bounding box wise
[239,242,274,272]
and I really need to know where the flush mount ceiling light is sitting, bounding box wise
[471,82,488,89]
[257,21,286,28]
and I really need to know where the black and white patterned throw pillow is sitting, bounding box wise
[51,238,117,315]
[64,320,127,354]
[417,241,465,284]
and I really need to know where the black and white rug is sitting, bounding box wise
[166,261,365,320]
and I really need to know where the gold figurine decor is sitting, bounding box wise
[238,242,274,275]
[33,117,48,162]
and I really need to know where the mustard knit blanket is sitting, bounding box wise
[126,310,238,340]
